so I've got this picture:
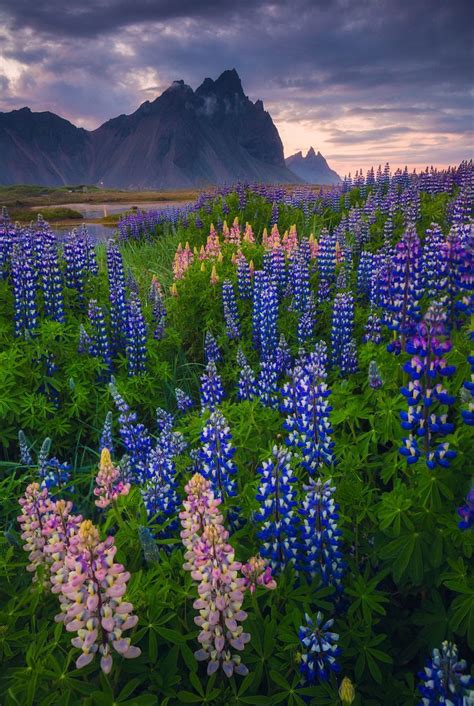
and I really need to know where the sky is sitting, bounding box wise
[0,0,473,176]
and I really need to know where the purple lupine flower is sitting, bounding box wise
[255,445,299,572]
[385,225,422,352]
[87,299,112,371]
[126,292,147,376]
[331,292,357,375]
[78,324,91,353]
[461,352,474,426]
[400,302,457,469]
[299,478,345,595]
[222,280,241,340]
[200,361,225,411]
[368,360,383,389]
[237,349,257,401]
[457,487,474,530]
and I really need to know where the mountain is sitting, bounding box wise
[0,69,302,189]
[285,147,341,184]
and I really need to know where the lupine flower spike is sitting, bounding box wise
[94,448,131,509]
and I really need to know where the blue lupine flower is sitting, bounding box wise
[142,445,179,534]
[253,271,279,359]
[400,302,457,469]
[99,411,114,453]
[18,430,33,465]
[461,353,474,426]
[204,331,222,364]
[297,295,316,346]
[126,292,148,376]
[282,352,335,473]
[237,356,257,401]
[200,361,225,411]
[363,310,383,344]
[236,255,252,300]
[40,457,72,490]
[222,280,241,340]
[357,250,375,299]
[299,478,345,594]
[331,292,357,375]
[298,612,341,684]
[289,247,311,313]
[78,324,91,353]
[274,333,292,377]
[149,277,167,340]
[11,242,38,337]
[175,387,194,413]
[107,242,128,354]
[421,223,445,298]
[255,445,299,572]
[110,382,152,481]
[418,642,473,705]
[317,229,337,287]
[63,227,97,300]
[156,407,187,457]
[138,525,161,563]
[199,410,237,499]
[257,357,280,408]
[39,227,64,323]
[368,360,383,389]
[87,299,112,371]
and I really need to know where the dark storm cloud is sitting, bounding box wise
[0,0,472,169]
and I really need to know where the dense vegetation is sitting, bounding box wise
[0,164,473,706]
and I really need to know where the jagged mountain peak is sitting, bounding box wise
[0,69,302,188]
[286,147,341,185]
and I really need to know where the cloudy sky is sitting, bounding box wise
[0,0,472,175]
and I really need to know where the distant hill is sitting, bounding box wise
[285,147,341,184]
[0,70,303,189]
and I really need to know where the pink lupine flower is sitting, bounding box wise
[205,225,221,259]
[283,224,298,257]
[94,448,130,509]
[243,222,255,244]
[262,227,269,249]
[268,224,281,250]
[222,220,230,240]
[241,555,277,594]
[173,242,194,280]
[54,519,140,673]
[17,482,56,582]
[43,499,82,592]
[227,217,241,246]
[180,474,250,677]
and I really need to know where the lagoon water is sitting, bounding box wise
[41,200,190,241]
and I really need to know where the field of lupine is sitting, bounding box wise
[0,163,473,706]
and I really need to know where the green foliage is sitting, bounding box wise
[0,185,473,704]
